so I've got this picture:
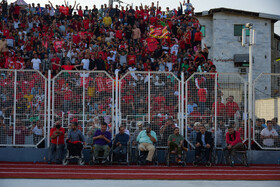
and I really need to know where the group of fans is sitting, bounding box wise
[0,0,279,165]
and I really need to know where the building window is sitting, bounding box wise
[234,25,250,36]
[201,25,205,37]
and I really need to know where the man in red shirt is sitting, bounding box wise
[51,54,61,71]
[197,83,207,115]
[194,28,202,46]
[211,96,225,118]
[225,96,240,120]
[48,121,65,164]
[225,123,244,166]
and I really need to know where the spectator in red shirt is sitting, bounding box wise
[194,28,202,46]
[190,106,202,122]
[197,82,207,115]
[211,96,225,117]
[48,121,65,164]
[51,53,61,74]
[8,119,30,144]
[225,123,244,165]
[225,96,240,120]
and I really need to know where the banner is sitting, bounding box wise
[146,38,159,52]
[149,26,169,39]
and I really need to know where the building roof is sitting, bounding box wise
[196,8,280,23]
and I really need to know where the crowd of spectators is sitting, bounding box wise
[0,0,279,150]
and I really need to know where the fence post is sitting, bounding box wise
[244,82,248,142]
[13,70,17,145]
[214,73,218,148]
[148,72,151,123]
[185,77,188,144]
[181,72,184,135]
[47,70,51,147]
[82,71,85,135]
[115,71,119,135]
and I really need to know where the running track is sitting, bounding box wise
[0,162,279,180]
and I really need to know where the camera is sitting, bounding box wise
[245,23,253,28]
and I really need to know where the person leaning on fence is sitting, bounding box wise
[66,120,86,157]
[136,123,157,164]
[168,127,187,163]
[48,121,65,164]
[224,124,244,165]
[92,122,112,163]
[113,126,130,162]
[193,124,213,166]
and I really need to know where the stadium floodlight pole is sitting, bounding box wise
[242,23,255,151]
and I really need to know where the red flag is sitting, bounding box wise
[146,38,159,52]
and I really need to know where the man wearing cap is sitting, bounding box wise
[93,122,112,163]
[132,121,143,145]
[48,121,65,164]
[136,123,157,163]
[66,120,86,157]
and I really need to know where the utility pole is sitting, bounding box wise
[242,23,255,151]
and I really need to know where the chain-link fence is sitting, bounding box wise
[253,73,280,150]
[0,70,47,147]
[185,73,247,149]
[117,71,182,147]
[1,70,279,151]
[51,71,114,146]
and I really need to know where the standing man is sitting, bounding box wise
[48,121,65,164]
[136,124,157,164]
[113,126,130,162]
[225,96,240,120]
[225,124,244,166]
[93,122,112,163]
[261,120,279,147]
[194,124,213,166]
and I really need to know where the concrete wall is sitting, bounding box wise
[198,12,273,99]
[0,147,279,164]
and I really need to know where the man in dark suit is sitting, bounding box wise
[194,124,213,166]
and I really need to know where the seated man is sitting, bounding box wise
[48,121,65,164]
[113,126,130,162]
[225,124,244,165]
[66,121,86,157]
[194,124,213,166]
[136,123,157,164]
[168,127,186,163]
[93,122,112,163]
[261,120,279,147]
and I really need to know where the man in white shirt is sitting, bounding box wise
[31,53,41,70]
[261,120,279,147]
[81,54,90,70]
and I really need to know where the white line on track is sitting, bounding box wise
[0,167,279,172]
[0,171,280,176]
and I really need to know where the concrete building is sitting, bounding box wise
[196,8,280,99]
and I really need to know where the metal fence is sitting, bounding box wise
[0,70,47,147]
[51,71,114,146]
[0,70,279,150]
[253,73,280,150]
[185,73,247,149]
[116,71,183,147]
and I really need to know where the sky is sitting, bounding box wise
[8,0,280,35]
